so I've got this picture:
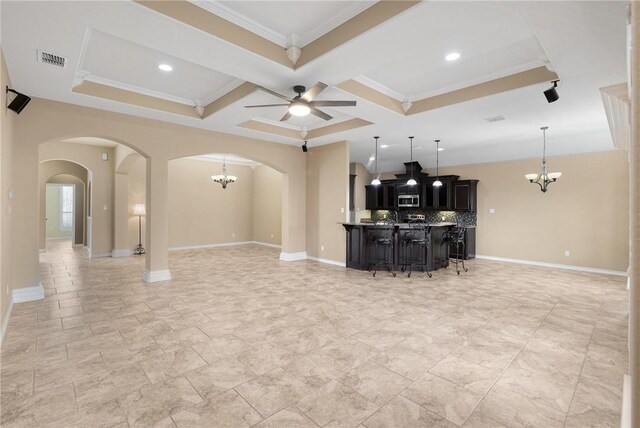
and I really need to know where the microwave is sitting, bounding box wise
[398,194,420,207]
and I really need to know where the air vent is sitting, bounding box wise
[38,50,67,68]
[485,115,505,123]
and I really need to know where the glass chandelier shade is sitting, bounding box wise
[433,140,442,187]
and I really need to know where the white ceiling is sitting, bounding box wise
[0,1,628,173]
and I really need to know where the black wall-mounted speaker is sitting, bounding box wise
[6,87,31,114]
[544,81,559,103]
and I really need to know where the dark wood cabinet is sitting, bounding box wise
[343,224,452,271]
[453,180,478,211]
[365,181,397,210]
[448,227,476,260]
[422,175,459,210]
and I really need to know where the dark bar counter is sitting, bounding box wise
[342,223,464,272]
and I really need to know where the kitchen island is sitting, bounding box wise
[342,222,462,272]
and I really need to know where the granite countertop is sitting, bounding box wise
[341,222,476,228]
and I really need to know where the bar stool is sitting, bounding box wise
[367,224,396,277]
[401,219,432,278]
[442,226,468,275]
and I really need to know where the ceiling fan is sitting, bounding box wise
[244,82,356,122]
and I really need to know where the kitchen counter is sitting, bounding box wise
[342,222,476,271]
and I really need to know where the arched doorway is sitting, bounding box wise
[39,160,89,252]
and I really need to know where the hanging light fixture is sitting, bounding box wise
[407,136,417,186]
[525,126,562,193]
[211,155,237,189]
[371,136,381,185]
[433,140,442,187]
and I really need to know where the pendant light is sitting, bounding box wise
[433,140,442,187]
[525,126,561,192]
[371,136,381,185]
[407,136,417,186]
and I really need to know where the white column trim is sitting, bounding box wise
[279,251,308,261]
[1,300,14,344]
[621,374,631,428]
[476,255,628,277]
[12,284,45,303]
[142,269,172,283]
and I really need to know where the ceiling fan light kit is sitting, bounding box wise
[245,82,356,122]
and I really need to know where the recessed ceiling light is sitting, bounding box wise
[438,147,444,151]
[158,64,173,72]
[380,145,389,149]
[445,52,461,62]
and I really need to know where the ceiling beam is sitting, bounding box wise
[202,82,257,119]
[337,79,405,115]
[407,66,559,115]
[238,120,301,140]
[307,118,373,139]
[72,80,200,119]
[135,0,292,69]
[296,1,421,69]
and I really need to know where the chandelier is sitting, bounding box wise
[211,156,237,189]
[525,126,561,193]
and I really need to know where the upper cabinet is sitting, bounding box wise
[453,180,479,211]
[365,181,397,210]
[423,175,459,210]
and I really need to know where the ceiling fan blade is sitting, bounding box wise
[244,104,290,108]
[280,111,292,122]
[301,82,328,102]
[256,86,293,102]
[308,100,357,107]
[310,107,332,121]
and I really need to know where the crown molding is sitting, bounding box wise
[352,75,404,102]
[82,74,197,106]
[297,2,376,47]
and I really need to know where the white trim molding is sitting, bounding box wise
[279,251,308,261]
[142,269,172,283]
[1,300,14,344]
[475,255,628,277]
[12,284,45,303]
[169,241,282,251]
[307,256,346,267]
[621,374,631,428]
[111,248,133,258]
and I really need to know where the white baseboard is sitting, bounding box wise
[253,241,282,249]
[111,249,133,258]
[170,241,253,251]
[279,251,308,261]
[1,299,14,345]
[621,374,631,428]
[169,241,282,251]
[475,255,628,277]
[73,244,84,248]
[12,284,45,303]
[90,252,112,258]
[143,269,172,283]
[307,256,346,267]
[46,237,73,240]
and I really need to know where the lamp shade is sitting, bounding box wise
[133,204,146,216]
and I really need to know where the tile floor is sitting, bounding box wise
[0,240,629,427]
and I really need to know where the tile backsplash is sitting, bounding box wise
[372,209,477,227]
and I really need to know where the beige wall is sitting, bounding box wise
[1,49,16,334]
[127,157,282,250]
[128,156,146,250]
[253,164,282,246]
[424,150,629,272]
[168,158,254,247]
[39,142,115,257]
[306,141,349,263]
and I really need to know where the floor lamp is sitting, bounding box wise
[133,203,146,255]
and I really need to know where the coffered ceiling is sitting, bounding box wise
[1,1,628,172]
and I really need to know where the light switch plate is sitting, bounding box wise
[489,208,495,214]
